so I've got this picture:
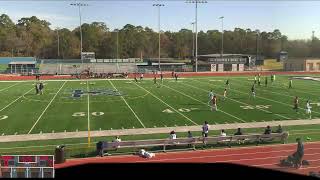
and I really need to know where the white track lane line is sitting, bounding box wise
[28,81,67,134]
[109,80,145,128]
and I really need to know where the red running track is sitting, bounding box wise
[55,142,320,176]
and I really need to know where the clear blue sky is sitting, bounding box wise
[0,0,320,40]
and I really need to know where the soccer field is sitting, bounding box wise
[0,75,319,136]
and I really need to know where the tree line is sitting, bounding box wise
[1,14,320,59]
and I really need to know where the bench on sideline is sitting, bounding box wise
[97,132,289,156]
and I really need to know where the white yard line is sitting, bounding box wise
[185,80,291,120]
[134,82,198,125]
[0,88,34,112]
[87,81,91,135]
[0,82,20,92]
[162,84,245,122]
[27,81,67,134]
[108,80,146,128]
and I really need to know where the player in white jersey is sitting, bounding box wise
[208,90,214,105]
[223,88,227,101]
[306,100,312,119]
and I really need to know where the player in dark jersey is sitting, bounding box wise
[211,95,218,111]
[265,76,268,87]
[251,84,256,98]
[35,83,39,95]
[39,82,44,95]
[226,79,230,89]
[160,73,163,83]
[258,76,261,86]
[154,76,157,84]
[175,73,178,81]
[134,74,138,83]
[293,96,299,112]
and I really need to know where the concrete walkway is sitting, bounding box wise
[1,119,320,143]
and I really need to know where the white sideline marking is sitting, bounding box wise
[0,88,34,112]
[28,81,67,134]
[134,83,198,125]
[162,84,245,122]
[0,82,20,92]
[109,80,146,128]
[190,79,291,120]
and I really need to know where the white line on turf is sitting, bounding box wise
[27,81,67,134]
[108,80,146,128]
[0,88,34,112]
[190,79,292,120]
[0,82,20,92]
[87,80,91,136]
[134,82,198,125]
[162,84,245,122]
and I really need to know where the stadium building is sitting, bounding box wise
[197,54,257,72]
[284,58,320,71]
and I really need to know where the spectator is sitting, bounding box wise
[187,131,193,138]
[234,128,243,135]
[202,121,210,137]
[287,138,304,168]
[113,136,121,150]
[273,125,283,133]
[264,126,272,135]
[169,131,177,139]
[220,129,227,137]
[138,149,155,158]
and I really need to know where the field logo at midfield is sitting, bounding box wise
[71,88,124,98]
[240,105,271,110]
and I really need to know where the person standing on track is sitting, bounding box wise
[293,96,299,113]
[202,121,210,137]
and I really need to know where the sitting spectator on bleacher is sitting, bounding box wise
[112,136,121,149]
[138,149,155,159]
[273,125,283,133]
[264,126,272,135]
[170,131,177,139]
[234,128,243,135]
[220,129,227,137]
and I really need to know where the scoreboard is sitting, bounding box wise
[0,155,54,178]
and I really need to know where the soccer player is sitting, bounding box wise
[223,88,227,101]
[39,82,44,95]
[289,79,293,89]
[35,83,39,95]
[160,73,163,83]
[172,71,175,79]
[153,76,157,84]
[134,74,138,83]
[258,76,261,86]
[306,100,312,119]
[211,95,218,111]
[251,84,256,98]
[226,79,230,89]
[271,74,274,85]
[208,90,214,105]
[254,75,257,84]
[293,96,299,113]
[175,73,178,81]
[265,76,268,87]
[140,73,144,81]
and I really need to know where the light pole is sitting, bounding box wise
[186,0,207,72]
[219,16,224,57]
[70,3,88,63]
[191,22,195,58]
[56,28,60,58]
[256,30,260,64]
[114,29,119,59]
[153,3,164,72]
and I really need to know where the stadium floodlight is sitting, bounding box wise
[191,22,195,58]
[153,3,165,72]
[219,16,224,57]
[70,3,89,64]
[185,0,207,72]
